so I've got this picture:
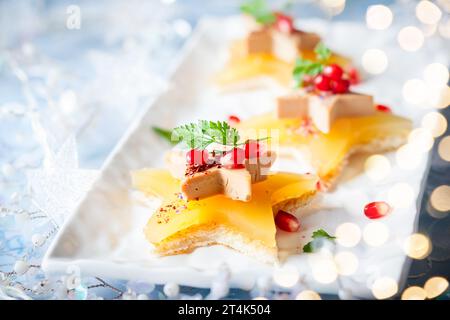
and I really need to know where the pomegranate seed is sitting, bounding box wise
[347,67,360,85]
[186,149,209,165]
[314,74,332,91]
[364,201,391,219]
[275,210,300,232]
[221,147,245,169]
[274,12,294,33]
[228,115,241,124]
[323,64,344,81]
[331,79,350,94]
[244,140,261,159]
[376,104,392,113]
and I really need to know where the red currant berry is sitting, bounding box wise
[244,140,261,159]
[314,74,332,91]
[364,201,391,219]
[331,79,350,94]
[186,149,209,165]
[274,12,294,33]
[376,104,392,113]
[275,210,300,232]
[323,64,344,80]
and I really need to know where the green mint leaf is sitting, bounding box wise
[314,42,331,63]
[303,228,336,253]
[152,126,178,145]
[240,0,276,25]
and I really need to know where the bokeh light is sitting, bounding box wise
[335,223,362,247]
[366,5,393,30]
[364,154,391,180]
[334,251,359,276]
[388,183,415,209]
[398,26,424,51]
[295,290,321,300]
[424,277,449,298]
[438,136,450,161]
[416,1,442,25]
[402,79,427,105]
[439,20,450,38]
[361,49,388,75]
[363,222,389,247]
[320,0,346,16]
[423,63,449,87]
[408,128,434,152]
[273,265,299,288]
[396,144,423,170]
[421,112,447,137]
[401,286,427,300]
[371,277,398,299]
[430,185,450,212]
[310,254,338,284]
[403,233,432,259]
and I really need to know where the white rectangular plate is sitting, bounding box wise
[43,16,443,298]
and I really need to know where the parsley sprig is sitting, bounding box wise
[153,120,270,150]
[303,228,336,253]
[153,121,240,149]
[172,120,240,149]
[293,42,332,88]
[240,0,276,25]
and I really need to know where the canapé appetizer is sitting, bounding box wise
[133,121,318,263]
[237,47,412,183]
[216,0,353,87]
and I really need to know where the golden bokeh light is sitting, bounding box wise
[408,128,434,152]
[403,233,432,259]
[334,251,359,276]
[335,222,362,248]
[424,277,449,298]
[310,255,338,284]
[273,265,299,288]
[361,49,388,74]
[402,79,427,105]
[421,112,447,137]
[388,182,415,209]
[253,296,268,300]
[366,5,393,30]
[430,85,450,109]
[371,277,398,299]
[430,185,450,212]
[295,290,322,300]
[401,286,427,300]
[364,154,391,180]
[398,26,424,51]
[363,222,389,247]
[438,136,450,162]
[416,1,442,25]
[423,63,449,88]
[396,144,423,170]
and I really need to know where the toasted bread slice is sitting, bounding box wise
[132,169,318,264]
